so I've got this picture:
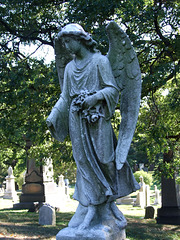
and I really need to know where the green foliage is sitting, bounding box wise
[15,171,24,190]
[136,79,180,179]
[134,170,153,186]
[176,176,180,185]
[0,0,179,182]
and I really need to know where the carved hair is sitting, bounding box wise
[57,23,97,52]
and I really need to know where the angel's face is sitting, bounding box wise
[63,36,81,55]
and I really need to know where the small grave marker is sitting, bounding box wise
[144,206,155,219]
[39,203,56,225]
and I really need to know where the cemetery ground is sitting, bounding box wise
[0,191,180,240]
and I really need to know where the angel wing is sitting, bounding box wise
[106,21,142,170]
[54,37,73,91]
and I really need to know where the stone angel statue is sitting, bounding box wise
[47,22,141,239]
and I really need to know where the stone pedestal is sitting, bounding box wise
[56,227,126,240]
[156,176,180,225]
[56,202,127,240]
[3,166,18,201]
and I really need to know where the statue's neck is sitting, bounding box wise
[74,49,94,68]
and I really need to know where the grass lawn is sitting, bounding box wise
[0,197,180,240]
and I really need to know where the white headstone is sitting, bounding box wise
[145,185,150,206]
[43,160,67,209]
[58,174,65,189]
[3,166,18,201]
[139,163,144,171]
[64,178,70,200]
[154,189,161,205]
[134,176,150,209]
[43,158,54,183]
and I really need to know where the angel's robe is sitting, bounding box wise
[47,52,140,207]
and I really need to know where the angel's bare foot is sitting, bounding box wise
[77,205,96,233]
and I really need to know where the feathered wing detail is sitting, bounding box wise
[106,21,142,170]
[54,37,73,91]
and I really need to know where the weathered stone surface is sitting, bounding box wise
[157,207,180,225]
[46,21,142,239]
[144,206,155,219]
[156,175,180,225]
[20,193,45,203]
[22,183,44,194]
[39,204,56,225]
[56,202,126,240]
[56,227,126,240]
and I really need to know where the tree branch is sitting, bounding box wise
[153,1,171,48]
[166,133,180,141]
[0,18,54,46]
[0,42,26,59]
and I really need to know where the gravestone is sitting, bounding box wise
[134,176,146,208]
[145,185,150,207]
[55,174,67,209]
[134,176,151,209]
[44,159,68,209]
[14,158,45,210]
[64,178,70,200]
[39,203,56,225]
[43,158,60,207]
[156,151,180,225]
[14,158,66,210]
[156,175,180,225]
[154,186,161,205]
[144,206,155,219]
[58,174,65,189]
[116,195,135,205]
[139,163,144,171]
[3,166,18,201]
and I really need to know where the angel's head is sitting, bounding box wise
[57,23,97,53]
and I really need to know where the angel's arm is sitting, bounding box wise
[97,56,119,119]
[46,66,70,141]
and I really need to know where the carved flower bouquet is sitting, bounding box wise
[72,90,104,123]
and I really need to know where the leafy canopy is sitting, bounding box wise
[0,0,179,182]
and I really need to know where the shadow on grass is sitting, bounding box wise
[0,209,180,240]
[126,216,180,240]
[0,209,73,239]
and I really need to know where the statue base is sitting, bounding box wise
[56,202,127,240]
[56,227,126,240]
